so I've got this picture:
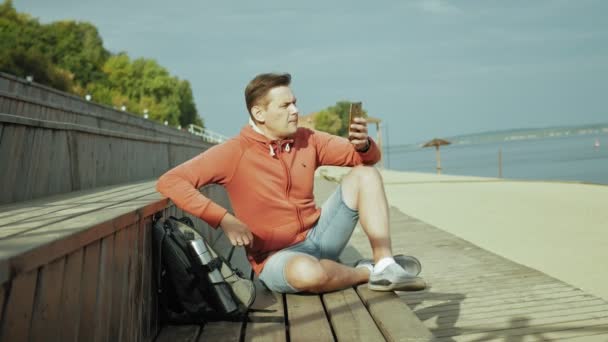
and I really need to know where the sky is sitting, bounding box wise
[14,0,608,145]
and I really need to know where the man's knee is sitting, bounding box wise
[341,166,383,209]
[343,165,382,188]
[285,255,328,293]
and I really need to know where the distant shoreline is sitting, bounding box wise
[389,123,608,150]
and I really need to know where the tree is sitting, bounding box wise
[313,110,342,135]
[314,101,368,136]
[42,21,108,87]
[177,80,201,127]
[0,0,203,127]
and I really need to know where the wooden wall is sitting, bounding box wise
[0,72,201,141]
[0,72,215,205]
[0,184,242,342]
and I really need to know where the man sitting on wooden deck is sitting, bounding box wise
[156,73,426,294]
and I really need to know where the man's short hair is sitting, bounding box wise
[245,73,292,116]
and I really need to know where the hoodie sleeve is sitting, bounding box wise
[312,129,381,167]
[156,140,242,228]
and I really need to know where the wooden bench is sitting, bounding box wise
[0,180,167,341]
[0,178,433,341]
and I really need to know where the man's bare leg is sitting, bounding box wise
[340,165,393,262]
[285,254,370,293]
[283,166,394,293]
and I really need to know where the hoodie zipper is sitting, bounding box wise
[277,145,305,234]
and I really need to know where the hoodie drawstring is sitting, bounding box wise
[269,140,293,157]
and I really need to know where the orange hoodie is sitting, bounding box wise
[156,125,381,274]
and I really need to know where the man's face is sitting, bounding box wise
[254,86,299,140]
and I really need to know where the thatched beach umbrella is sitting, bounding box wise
[423,138,451,175]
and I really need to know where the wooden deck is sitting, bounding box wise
[155,178,433,342]
[157,278,433,342]
[325,178,608,341]
[3,172,606,341]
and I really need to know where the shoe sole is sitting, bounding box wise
[368,276,427,292]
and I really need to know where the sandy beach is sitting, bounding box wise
[318,166,608,301]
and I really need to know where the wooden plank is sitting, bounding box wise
[77,240,101,341]
[109,228,129,341]
[0,258,7,285]
[59,249,84,342]
[15,99,25,116]
[0,181,155,234]
[323,288,385,341]
[12,125,37,203]
[66,130,81,191]
[431,302,608,337]
[408,288,591,315]
[527,331,608,342]
[29,257,65,342]
[404,276,562,300]
[94,234,115,342]
[130,222,143,342]
[155,325,200,342]
[0,191,165,281]
[0,282,5,322]
[414,293,603,320]
[285,293,333,341]
[0,179,153,224]
[245,278,286,342]
[402,283,573,305]
[430,300,608,332]
[73,131,93,190]
[0,125,26,204]
[120,224,139,342]
[356,284,434,342]
[440,316,608,342]
[0,96,8,112]
[421,266,536,282]
[198,321,242,341]
[31,128,53,199]
[0,269,38,341]
[47,130,73,196]
[140,216,156,340]
[7,97,17,114]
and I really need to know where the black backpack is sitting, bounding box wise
[152,215,255,324]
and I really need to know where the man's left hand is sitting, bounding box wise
[349,117,370,152]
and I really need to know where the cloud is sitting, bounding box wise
[416,0,461,14]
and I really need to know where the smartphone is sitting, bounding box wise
[348,102,363,137]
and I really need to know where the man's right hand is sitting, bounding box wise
[220,213,254,247]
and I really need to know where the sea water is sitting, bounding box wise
[386,134,608,185]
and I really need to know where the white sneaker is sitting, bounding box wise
[369,264,427,291]
[354,254,422,277]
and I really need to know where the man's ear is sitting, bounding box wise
[251,105,265,123]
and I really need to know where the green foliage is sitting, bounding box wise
[313,110,342,135]
[314,101,368,136]
[0,0,203,127]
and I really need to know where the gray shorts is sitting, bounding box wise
[258,185,359,293]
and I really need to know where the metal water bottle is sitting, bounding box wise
[188,239,238,314]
